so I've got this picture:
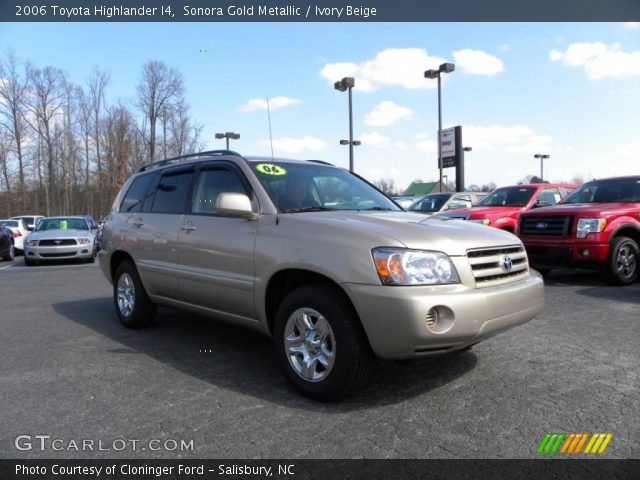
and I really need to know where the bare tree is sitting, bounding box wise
[373,178,398,196]
[24,64,66,215]
[0,130,13,216]
[136,60,184,161]
[0,51,29,209]
[87,68,110,214]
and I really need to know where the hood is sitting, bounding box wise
[27,229,94,241]
[280,211,521,256]
[521,202,640,217]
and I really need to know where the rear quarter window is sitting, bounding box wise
[120,174,154,213]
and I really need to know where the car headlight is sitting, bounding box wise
[372,248,460,285]
[470,218,491,225]
[26,239,38,247]
[576,218,606,238]
[78,238,92,244]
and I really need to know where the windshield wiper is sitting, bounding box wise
[361,206,394,211]
[285,206,338,213]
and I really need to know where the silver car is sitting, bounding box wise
[24,216,97,266]
[408,192,488,215]
[99,151,544,401]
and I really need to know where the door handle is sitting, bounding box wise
[132,218,144,227]
[181,223,196,231]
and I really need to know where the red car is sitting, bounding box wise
[440,183,578,232]
[517,176,640,285]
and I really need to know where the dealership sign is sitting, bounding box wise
[439,126,462,168]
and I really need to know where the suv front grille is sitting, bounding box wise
[467,245,528,287]
[520,216,573,237]
[38,239,77,246]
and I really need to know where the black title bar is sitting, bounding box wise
[3,0,640,22]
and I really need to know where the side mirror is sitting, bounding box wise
[27,226,35,232]
[532,200,551,209]
[216,193,257,220]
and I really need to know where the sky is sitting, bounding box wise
[1,22,639,191]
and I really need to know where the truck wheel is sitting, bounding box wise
[602,236,639,285]
[274,284,373,401]
[113,261,157,328]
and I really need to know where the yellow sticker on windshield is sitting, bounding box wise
[256,163,287,176]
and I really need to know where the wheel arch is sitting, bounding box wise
[263,268,360,335]
[609,223,640,247]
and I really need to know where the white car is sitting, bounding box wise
[0,219,30,251]
[10,215,45,231]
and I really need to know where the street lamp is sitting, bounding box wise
[334,77,359,172]
[534,154,550,182]
[215,131,240,150]
[425,62,455,191]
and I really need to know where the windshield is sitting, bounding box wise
[250,162,401,213]
[408,193,452,213]
[562,178,640,204]
[35,218,89,231]
[476,187,536,207]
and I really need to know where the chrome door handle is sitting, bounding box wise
[181,224,196,231]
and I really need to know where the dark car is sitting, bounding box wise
[0,226,15,261]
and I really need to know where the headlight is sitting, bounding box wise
[78,238,92,244]
[576,218,606,238]
[26,239,38,247]
[470,218,491,225]
[372,248,460,285]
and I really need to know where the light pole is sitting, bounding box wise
[424,63,455,192]
[443,175,448,191]
[215,131,240,150]
[534,154,550,182]
[334,77,359,172]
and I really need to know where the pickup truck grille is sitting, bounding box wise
[520,216,572,237]
[467,245,528,287]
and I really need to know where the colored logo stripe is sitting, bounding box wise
[538,432,613,454]
[537,433,566,454]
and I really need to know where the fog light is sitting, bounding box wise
[426,308,438,328]
[580,249,590,257]
[425,306,455,334]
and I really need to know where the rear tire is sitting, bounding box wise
[113,261,157,329]
[602,236,639,285]
[274,284,373,401]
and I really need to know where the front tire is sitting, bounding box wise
[274,284,373,401]
[113,261,157,328]
[602,236,639,285]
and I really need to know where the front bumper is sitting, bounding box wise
[521,237,609,268]
[344,272,544,360]
[24,244,94,261]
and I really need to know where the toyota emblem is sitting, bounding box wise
[500,255,513,271]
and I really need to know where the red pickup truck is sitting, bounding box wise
[517,176,640,285]
[441,183,578,232]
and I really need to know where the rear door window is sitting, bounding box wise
[150,169,195,214]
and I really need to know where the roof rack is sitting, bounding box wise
[137,150,242,172]
[307,160,334,166]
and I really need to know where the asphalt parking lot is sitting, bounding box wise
[0,257,638,459]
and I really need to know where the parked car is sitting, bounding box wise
[438,183,578,232]
[82,215,99,232]
[10,215,45,231]
[23,216,97,266]
[391,195,423,209]
[99,150,544,401]
[0,219,29,252]
[0,225,15,261]
[408,192,487,215]
[517,176,640,284]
